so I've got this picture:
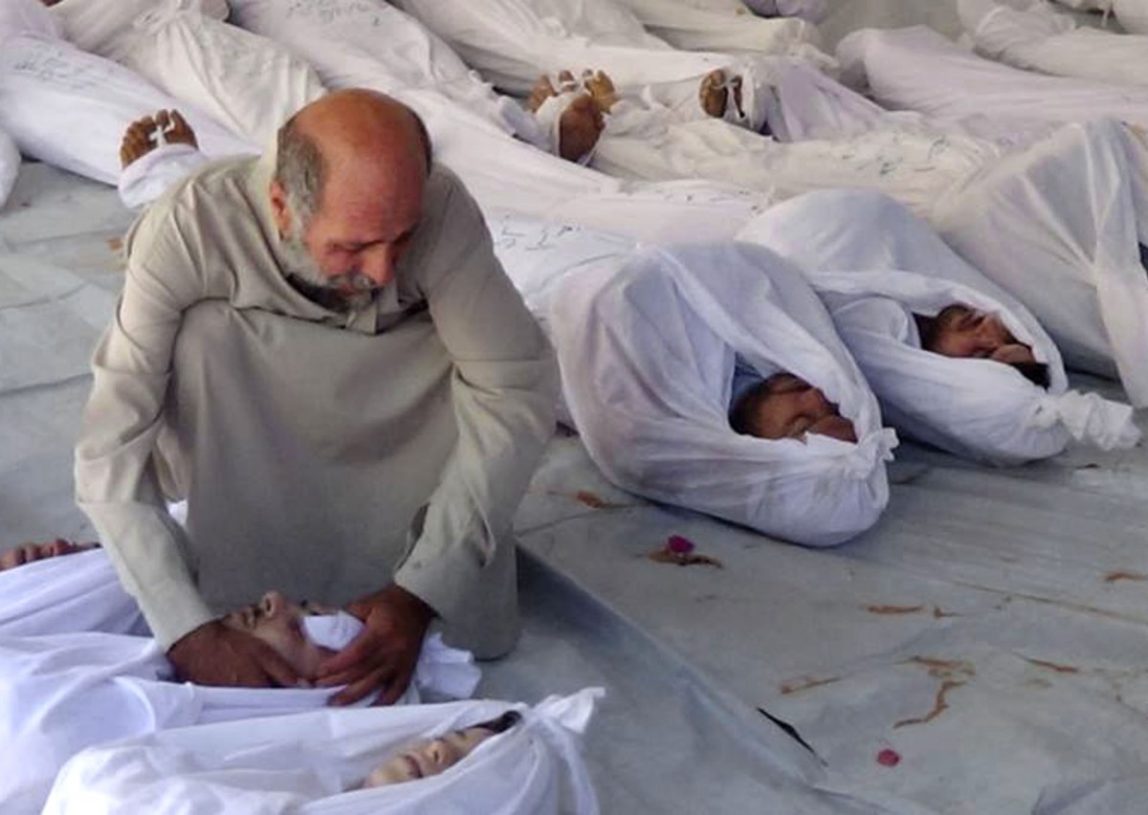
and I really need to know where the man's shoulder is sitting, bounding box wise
[126,156,264,263]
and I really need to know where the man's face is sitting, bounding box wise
[750,373,858,443]
[928,305,1035,365]
[221,591,337,679]
[363,725,498,787]
[277,162,425,312]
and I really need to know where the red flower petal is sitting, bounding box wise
[667,535,695,555]
[876,748,900,767]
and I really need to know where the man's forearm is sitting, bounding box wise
[79,498,214,647]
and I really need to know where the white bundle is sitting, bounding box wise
[44,689,603,815]
[960,0,1148,89]
[545,237,895,546]
[738,190,1139,463]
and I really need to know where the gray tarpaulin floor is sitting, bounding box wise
[5,162,1148,814]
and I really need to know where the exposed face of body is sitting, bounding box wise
[740,373,858,443]
[924,305,1036,365]
[220,591,337,680]
[363,725,498,787]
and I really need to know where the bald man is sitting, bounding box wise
[75,89,557,705]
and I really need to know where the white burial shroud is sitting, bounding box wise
[836,24,1148,135]
[0,0,251,205]
[491,215,896,546]
[595,55,1148,406]
[51,0,326,149]
[960,0,1148,89]
[0,548,146,638]
[608,0,826,57]
[0,610,480,813]
[737,189,1140,464]
[392,0,807,120]
[227,0,547,149]
[43,689,602,815]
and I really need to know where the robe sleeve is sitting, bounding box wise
[393,173,558,640]
[74,204,215,649]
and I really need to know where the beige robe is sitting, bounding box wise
[74,154,557,657]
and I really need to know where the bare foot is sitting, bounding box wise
[557,94,604,162]
[0,539,100,572]
[581,69,618,114]
[699,69,745,121]
[119,109,199,169]
[527,75,558,113]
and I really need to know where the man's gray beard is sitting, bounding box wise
[281,230,376,314]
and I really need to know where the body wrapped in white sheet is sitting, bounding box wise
[737,190,1139,464]
[0,625,479,812]
[0,0,251,202]
[51,0,326,148]
[393,0,811,119]
[960,0,1148,89]
[608,0,825,57]
[836,24,1148,135]
[594,52,1148,405]
[44,689,602,815]
[228,0,544,147]
[932,118,1148,403]
[501,223,895,545]
[0,548,144,638]
[0,125,17,208]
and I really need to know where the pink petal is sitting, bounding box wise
[876,748,901,767]
[667,535,695,555]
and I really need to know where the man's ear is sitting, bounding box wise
[269,179,291,238]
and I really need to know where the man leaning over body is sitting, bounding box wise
[74,89,557,705]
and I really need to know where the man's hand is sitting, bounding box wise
[317,584,435,706]
[167,619,303,688]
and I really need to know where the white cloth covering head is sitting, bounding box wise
[737,190,1140,463]
[533,227,895,546]
[301,610,363,651]
[43,688,604,815]
[0,126,17,209]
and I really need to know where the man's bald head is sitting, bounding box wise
[270,90,433,308]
